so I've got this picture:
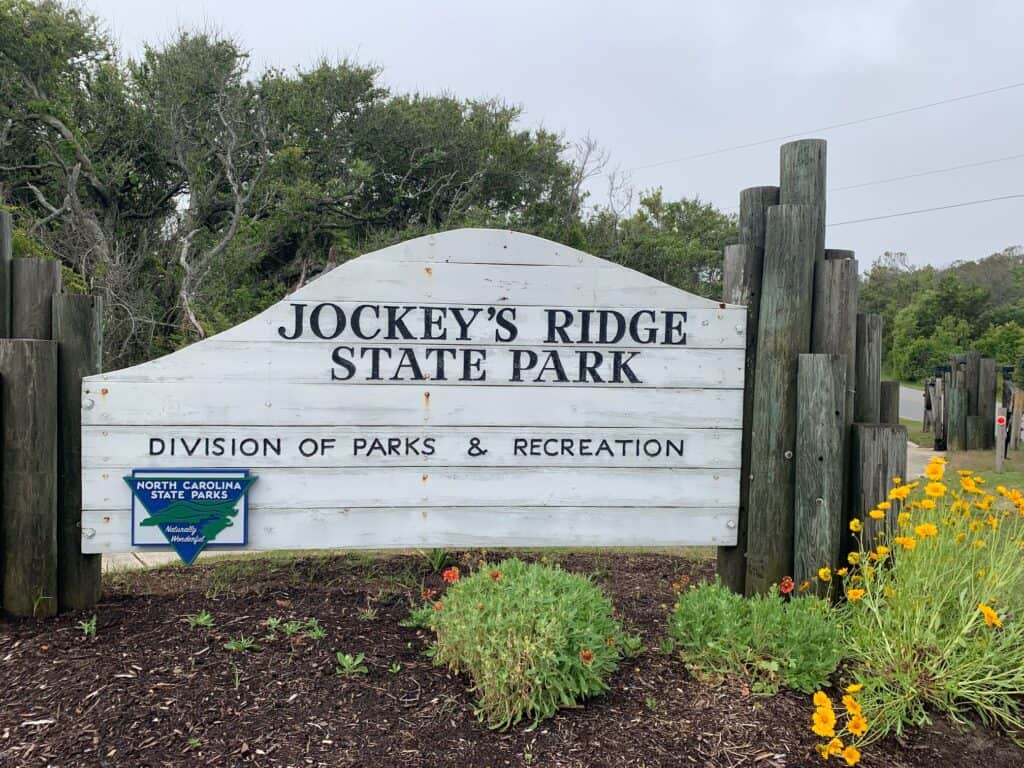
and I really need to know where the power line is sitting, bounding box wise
[830,152,1024,192]
[826,193,1024,227]
[622,80,1024,173]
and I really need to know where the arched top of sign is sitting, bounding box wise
[89,228,741,385]
[82,228,746,555]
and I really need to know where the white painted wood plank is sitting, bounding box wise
[83,426,741,469]
[83,466,740,511]
[80,505,738,553]
[82,383,743,428]
[87,342,743,389]
[289,259,729,308]
[380,228,608,267]
[214,302,745,349]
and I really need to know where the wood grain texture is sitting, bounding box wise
[979,357,996,448]
[745,205,817,595]
[812,258,858,431]
[82,506,738,552]
[850,424,907,547]
[0,340,58,616]
[794,354,846,587]
[780,140,827,261]
[717,243,764,594]
[880,381,900,425]
[0,211,11,338]
[82,229,745,553]
[11,259,61,340]
[948,364,968,451]
[824,249,855,261]
[739,187,780,249]
[854,313,882,423]
[53,295,102,611]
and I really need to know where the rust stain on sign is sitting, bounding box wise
[100,387,109,396]
[424,266,433,277]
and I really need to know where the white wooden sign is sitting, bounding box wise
[81,229,745,553]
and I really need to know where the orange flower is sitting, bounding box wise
[442,567,461,584]
[490,570,502,582]
[433,601,443,611]
[580,649,594,665]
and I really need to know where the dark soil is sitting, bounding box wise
[1,551,1022,767]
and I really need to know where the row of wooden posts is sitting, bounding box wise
[0,211,102,616]
[716,139,907,596]
[923,353,999,451]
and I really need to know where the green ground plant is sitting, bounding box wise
[414,558,641,730]
[335,651,368,676]
[185,610,215,628]
[668,580,840,695]
[813,460,1024,752]
[77,615,97,637]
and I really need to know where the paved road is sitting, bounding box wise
[900,385,925,424]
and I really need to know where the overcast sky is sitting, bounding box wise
[87,0,1024,270]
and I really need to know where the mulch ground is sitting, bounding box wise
[1,551,1022,768]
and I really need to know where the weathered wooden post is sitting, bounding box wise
[850,424,908,545]
[716,242,764,594]
[879,381,900,425]
[965,351,981,422]
[745,204,817,595]
[53,295,103,611]
[794,354,846,587]
[811,257,857,435]
[1013,389,1024,450]
[11,259,61,340]
[996,407,1007,473]
[0,211,12,337]
[0,340,59,616]
[780,139,827,261]
[717,185,778,594]
[979,358,996,449]
[854,314,882,423]
[948,362,968,451]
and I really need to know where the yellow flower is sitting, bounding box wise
[868,509,885,520]
[925,462,944,480]
[892,476,903,485]
[914,523,938,539]
[897,536,917,550]
[847,714,869,737]
[919,498,936,510]
[957,470,972,477]
[877,501,891,511]
[969,520,982,532]
[812,707,837,738]
[826,737,845,757]
[849,518,863,533]
[818,567,832,582]
[925,482,947,498]
[889,485,911,501]
[813,691,831,708]
[974,539,986,549]
[847,588,865,602]
[897,511,912,526]
[836,567,848,577]
[847,551,861,565]
[987,514,1000,530]
[875,545,890,557]
[845,682,863,693]
[850,574,863,583]
[979,603,1003,628]
[884,585,896,598]
[841,744,861,766]
[799,580,812,593]
[956,532,967,543]
[842,695,862,716]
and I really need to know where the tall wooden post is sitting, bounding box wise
[53,295,103,611]
[739,186,780,247]
[996,407,1007,473]
[850,424,908,546]
[811,258,857,434]
[780,139,827,261]
[1013,389,1024,450]
[965,351,981,421]
[854,314,882,423]
[0,340,59,616]
[716,243,764,594]
[794,354,846,588]
[0,211,11,338]
[979,358,996,449]
[745,204,817,595]
[879,381,900,425]
[11,259,62,340]
[948,362,968,451]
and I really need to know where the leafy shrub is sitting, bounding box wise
[418,558,639,729]
[826,459,1024,747]
[669,580,840,695]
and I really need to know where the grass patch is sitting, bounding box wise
[900,417,931,448]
